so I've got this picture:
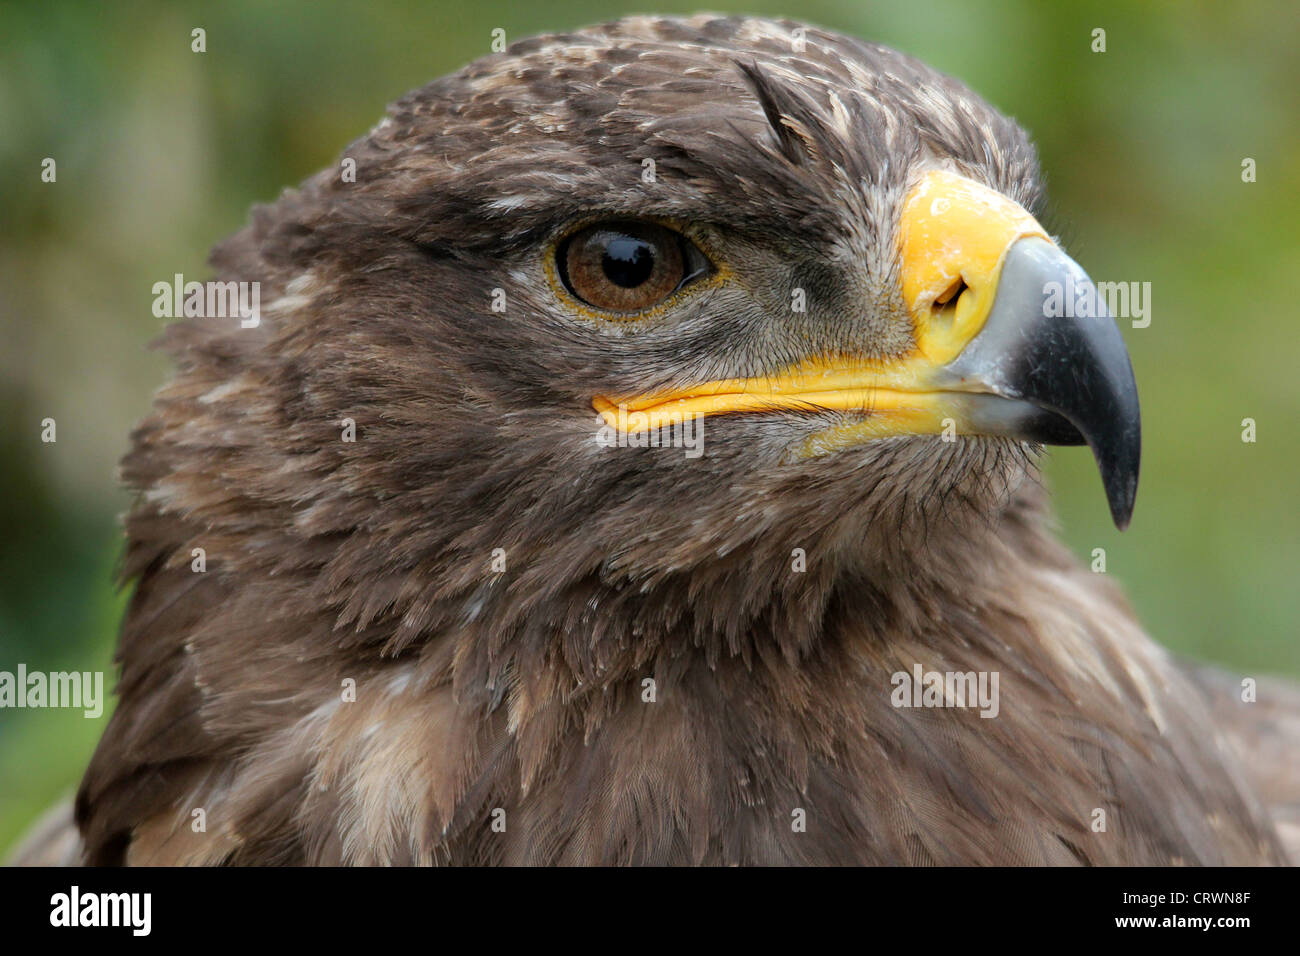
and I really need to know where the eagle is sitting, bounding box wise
[11,14,1297,866]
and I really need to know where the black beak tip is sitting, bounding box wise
[1096,426,1141,531]
[1107,477,1137,531]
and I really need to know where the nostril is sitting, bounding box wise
[930,277,968,330]
[935,277,967,309]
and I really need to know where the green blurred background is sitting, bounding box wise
[1,0,1297,855]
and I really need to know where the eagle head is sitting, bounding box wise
[179,17,1136,668]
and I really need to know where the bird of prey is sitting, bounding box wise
[12,14,1297,866]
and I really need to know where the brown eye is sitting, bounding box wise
[556,221,711,314]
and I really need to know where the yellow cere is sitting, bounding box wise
[900,169,1049,365]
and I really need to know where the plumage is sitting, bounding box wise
[10,14,1296,866]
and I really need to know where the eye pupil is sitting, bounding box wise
[601,238,656,288]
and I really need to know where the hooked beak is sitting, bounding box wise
[942,235,1141,528]
[593,169,1142,529]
